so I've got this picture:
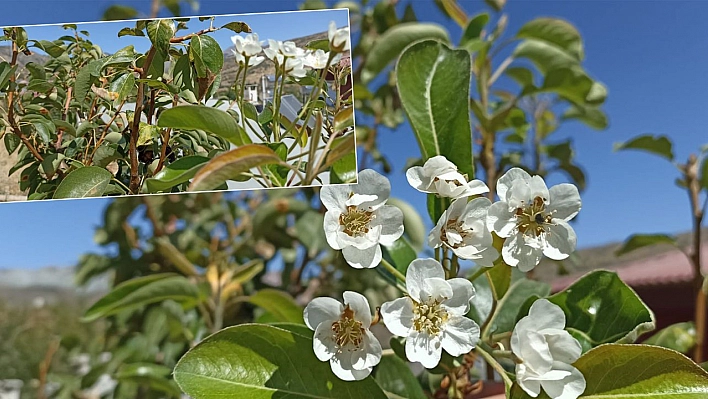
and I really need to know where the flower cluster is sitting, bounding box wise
[305,157,585,399]
[230,20,350,75]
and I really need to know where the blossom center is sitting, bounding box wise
[515,196,552,237]
[440,218,470,248]
[412,297,449,336]
[331,305,364,350]
[339,206,374,237]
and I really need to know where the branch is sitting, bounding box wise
[129,46,157,194]
[170,27,219,43]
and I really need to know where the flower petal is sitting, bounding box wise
[441,316,480,356]
[516,363,543,397]
[304,297,343,330]
[324,211,343,250]
[511,329,554,375]
[421,277,453,302]
[548,184,581,221]
[373,205,404,245]
[405,330,443,369]
[528,299,567,331]
[406,258,445,302]
[461,179,490,197]
[406,166,429,192]
[320,184,351,211]
[342,244,382,269]
[502,232,544,272]
[544,330,582,364]
[487,201,517,238]
[444,278,475,316]
[329,356,372,381]
[529,175,550,203]
[352,169,390,209]
[350,330,382,370]
[540,362,586,399]
[313,320,338,361]
[380,297,415,337]
[343,291,372,327]
[497,167,531,201]
[543,221,577,261]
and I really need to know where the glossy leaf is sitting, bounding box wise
[82,273,203,322]
[460,13,489,48]
[103,5,138,20]
[513,39,578,74]
[53,166,112,199]
[374,355,427,399]
[157,105,246,146]
[147,19,174,54]
[510,344,708,399]
[174,324,388,399]
[144,155,210,193]
[700,156,708,190]
[109,72,135,103]
[382,237,417,275]
[615,233,677,257]
[397,40,474,178]
[247,289,304,324]
[362,23,449,83]
[189,144,281,191]
[486,278,550,334]
[221,21,251,33]
[330,151,357,184]
[614,134,674,161]
[562,104,608,130]
[516,17,583,60]
[189,35,223,78]
[644,322,696,354]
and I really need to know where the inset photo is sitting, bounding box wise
[0,9,355,201]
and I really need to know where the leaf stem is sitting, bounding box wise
[476,344,513,389]
[380,258,406,282]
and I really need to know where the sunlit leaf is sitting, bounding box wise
[188,144,281,191]
[53,166,112,199]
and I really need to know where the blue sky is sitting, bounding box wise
[0,1,707,269]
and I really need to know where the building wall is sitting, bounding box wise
[0,137,27,202]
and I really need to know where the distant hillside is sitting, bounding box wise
[0,266,109,305]
[0,47,49,77]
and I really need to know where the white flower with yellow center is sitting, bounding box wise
[304,291,382,381]
[406,155,489,199]
[321,169,404,269]
[303,49,340,70]
[487,168,581,272]
[231,33,263,57]
[512,299,586,399]
[429,197,499,266]
[380,258,480,368]
[328,21,351,53]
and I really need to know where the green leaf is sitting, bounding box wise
[189,35,223,78]
[144,155,210,193]
[53,166,112,199]
[562,104,608,130]
[109,72,135,103]
[700,156,708,190]
[615,234,677,257]
[614,134,674,161]
[293,211,327,257]
[513,39,579,74]
[103,5,138,20]
[0,62,17,90]
[330,151,357,184]
[174,324,388,399]
[460,13,489,48]
[382,237,417,275]
[397,40,474,178]
[188,144,281,191]
[82,273,202,322]
[540,67,607,106]
[248,289,304,324]
[221,21,251,34]
[362,23,449,83]
[644,322,697,354]
[374,355,427,399]
[487,278,550,334]
[157,105,246,146]
[510,344,708,399]
[387,197,426,252]
[541,270,655,347]
[74,59,103,102]
[516,17,583,61]
[137,122,161,146]
[30,40,66,58]
[116,363,181,396]
[486,261,512,300]
[147,19,174,55]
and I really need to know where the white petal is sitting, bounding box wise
[329,357,372,381]
[313,321,337,361]
[380,297,415,337]
[463,197,492,220]
[512,329,554,375]
[405,330,443,369]
[406,166,429,192]
[503,232,544,272]
[441,316,480,356]
[421,278,453,302]
[424,155,458,176]
[373,205,404,245]
[487,201,517,238]
[516,362,543,397]
[405,258,445,302]
[469,246,500,267]
[543,221,577,260]
[343,291,372,327]
[528,175,550,203]
[324,211,343,250]
[548,184,581,221]
[428,219,444,249]
[444,278,476,316]
[528,299,567,331]
[544,330,582,364]
[497,167,531,201]
[320,185,351,211]
[460,179,490,197]
[304,297,343,330]
[342,244,382,269]
[350,330,382,370]
[540,362,586,399]
[352,169,390,209]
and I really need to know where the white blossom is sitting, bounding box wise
[283,56,307,78]
[429,197,499,266]
[406,155,489,199]
[487,168,580,272]
[304,291,382,381]
[303,49,340,70]
[380,258,480,369]
[328,21,351,52]
[512,299,586,399]
[321,169,404,269]
[232,51,264,67]
[231,33,263,57]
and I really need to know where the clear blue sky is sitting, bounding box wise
[0,1,706,269]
